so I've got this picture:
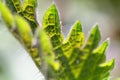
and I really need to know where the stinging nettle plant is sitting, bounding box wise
[0,0,114,80]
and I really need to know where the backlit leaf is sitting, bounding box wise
[0,2,14,28]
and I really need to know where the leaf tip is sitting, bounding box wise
[93,24,99,30]
[108,59,115,69]
[105,38,110,45]
[73,20,82,32]
[100,59,115,70]
[92,24,101,39]
[76,20,82,25]
[49,3,57,10]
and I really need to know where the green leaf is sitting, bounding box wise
[42,4,64,49]
[92,59,114,80]
[22,0,37,22]
[39,29,60,71]
[41,4,114,80]
[5,0,17,13]
[42,4,76,80]
[15,16,41,68]
[24,0,37,7]
[22,0,38,32]
[12,0,21,14]
[0,1,115,80]
[0,2,14,28]
[93,39,109,64]
[62,20,84,58]
[76,40,110,80]
[64,20,84,48]
[39,29,53,55]
[84,24,101,51]
[15,15,33,48]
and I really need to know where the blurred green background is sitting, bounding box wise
[0,0,120,80]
